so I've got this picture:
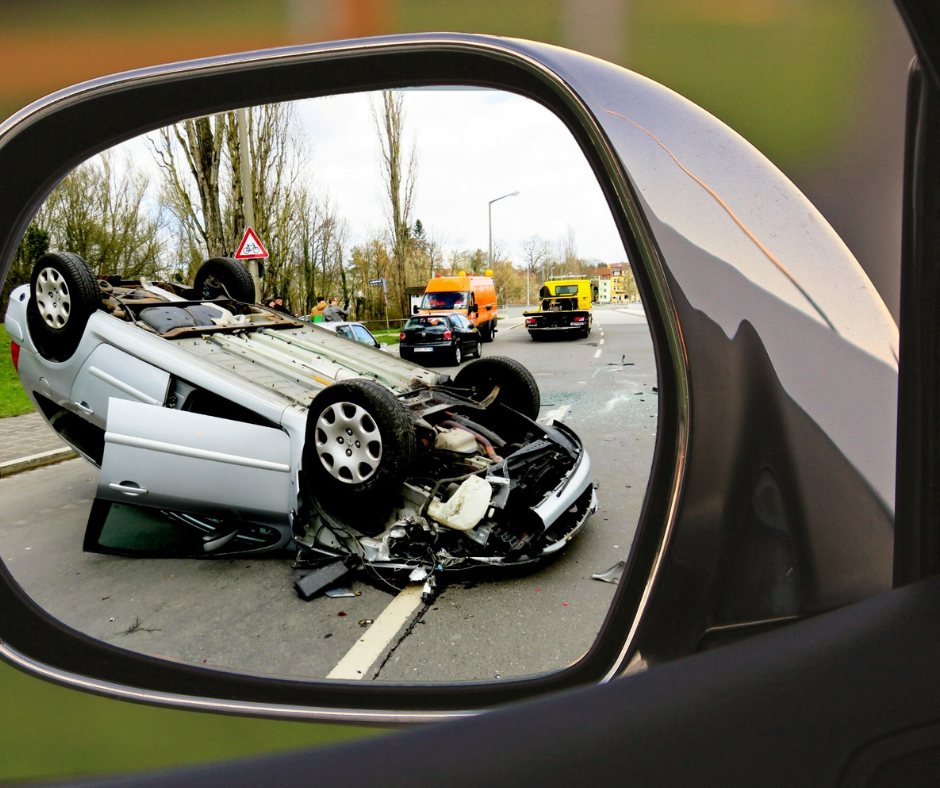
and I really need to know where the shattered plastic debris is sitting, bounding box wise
[592,560,627,584]
[359,619,374,627]
[325,586,358,598]
[337,611,347,617]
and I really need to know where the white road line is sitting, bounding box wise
[599,338,605,345]
[538,404,571,425]
[326,584,425,680]
[594,348,602,359]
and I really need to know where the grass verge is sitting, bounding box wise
[0,324,34,417]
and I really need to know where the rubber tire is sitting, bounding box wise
[452,356,541,420]
[192,257,255,303]
[303,378,417,534]
[26,252,100,362]
[452,344,463,366]
[472,340,482,358]
[481,319,495,343]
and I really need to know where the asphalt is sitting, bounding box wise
[0,303,656,683]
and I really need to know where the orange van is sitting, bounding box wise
[416,271,498,342]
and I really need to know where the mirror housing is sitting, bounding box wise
[0,32,896,722]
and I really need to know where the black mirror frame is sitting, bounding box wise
[0,34,688,721]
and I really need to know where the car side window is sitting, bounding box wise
[335,326,353,338]
[351,325,377,346]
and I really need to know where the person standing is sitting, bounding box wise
[309,299,328,321]
[322,297,350,322]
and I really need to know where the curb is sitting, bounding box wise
[0,447,78,478]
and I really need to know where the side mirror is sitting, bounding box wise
[0,32,896,726]
[469,304,479,315]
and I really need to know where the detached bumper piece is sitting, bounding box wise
[294,558,352,601]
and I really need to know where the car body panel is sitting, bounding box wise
[70,343,171,428]
[98,399,293,528]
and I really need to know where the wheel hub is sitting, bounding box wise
[35,267,71,329]
[314,402,382,483]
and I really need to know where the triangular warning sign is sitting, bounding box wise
[234,227,269,259]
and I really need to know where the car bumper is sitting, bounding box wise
[401,343,453,358]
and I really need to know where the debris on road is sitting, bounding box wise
[592,560,626,584]
[325,585,359,598]
[293,558,351,601]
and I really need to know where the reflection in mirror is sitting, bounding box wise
[1,88,657,683]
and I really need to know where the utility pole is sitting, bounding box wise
[237,107,261,302]
[488,191,519,269]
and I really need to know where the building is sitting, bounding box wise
[590,274,611,304]
[609,262,638,303]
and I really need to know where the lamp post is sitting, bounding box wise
[488,191,519,270]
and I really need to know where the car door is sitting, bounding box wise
[451,313,472,353]
[95,398,293,528]
[69,342,171,430]
[350,324,381,349]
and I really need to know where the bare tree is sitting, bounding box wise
[372,91,417,316]
[522,235,553,298]
[152,117,227,258]
[34,152,163,279]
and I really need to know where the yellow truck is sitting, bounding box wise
[523,276,593,339]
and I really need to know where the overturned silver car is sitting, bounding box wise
[5,252,596,594]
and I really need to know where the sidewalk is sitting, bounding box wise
[0,412,76,477]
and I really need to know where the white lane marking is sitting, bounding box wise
[538,404,570,425]
[593,348,602,359]
[327,584,425,680]
[599,339,605,345]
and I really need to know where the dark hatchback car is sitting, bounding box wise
[399,313,481,366]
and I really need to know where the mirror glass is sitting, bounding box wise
[0,87,657,683]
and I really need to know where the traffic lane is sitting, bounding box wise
[0,460,394,680]
[0,307,657,684]
[376,306,658,681]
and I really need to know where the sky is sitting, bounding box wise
[110,87,628,268]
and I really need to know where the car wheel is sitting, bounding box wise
[452,344,463,366]
[302,378,417,534]
[473,340,482,358]
[26,252,100,362]
[452,356,541,419]
[483,320,496,343]
[192,257,255,302]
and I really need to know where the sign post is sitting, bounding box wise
[369,278,389,335]
[234,227,269,304]
[235,109,260,302]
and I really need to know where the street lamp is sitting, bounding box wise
[488,191,519,269]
